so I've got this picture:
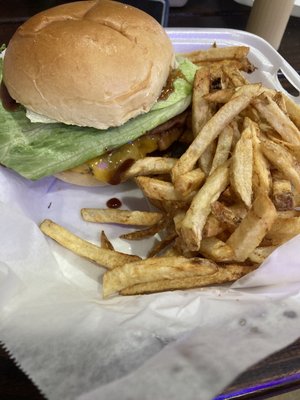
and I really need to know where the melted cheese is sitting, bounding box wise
[89,135,158,183]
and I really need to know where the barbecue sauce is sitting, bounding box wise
[158,70,186,101]
[109,158,135,185]
[0,80,19,111]
[106,198,122,209]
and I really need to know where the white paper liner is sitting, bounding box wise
[0,167,300,400]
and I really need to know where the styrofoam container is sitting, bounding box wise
[166,28,300,103]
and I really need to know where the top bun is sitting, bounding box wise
[3,0,174,129]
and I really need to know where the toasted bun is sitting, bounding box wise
[55,170,105,186]
[3,0,174,129]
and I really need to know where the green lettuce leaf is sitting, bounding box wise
[0,57,197,180]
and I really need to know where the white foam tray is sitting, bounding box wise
[166,28,300,103]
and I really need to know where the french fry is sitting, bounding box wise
[196,58,255,73]
[272,178,295,211]
[283,94,300,129]
[269,137,300,161]
[162,246,181,257]
[230,119,241,148]
[81,208,163,226]
[223,65,249,87]
[203,214,226,238]
[147,232,177,257]
[182,45,250,63]
[226,194,277,262]
[40,219,140,270]
[248,246,277,264]
[199,237,234,262]
[273,92,288,114]
[120,264,257,295]
[172,84,261,182]
[253,93,300,145]
[199,140,217,175]
[103,256,218,297]
[136,176,195,202]
[120,218,168,240]
[210,123,234,174]
[123,157,176,180]
[230,119,253,207]
[252,125,272,195]
[204,88,235,104]
[260,138,300,192]
[173,168,205,198]
[277,210,300,219]
[100,230,114,250]
[211,201,244,232]
[173,211,185,235]
[294,192,300,207]
[180,162,230,251]
[265,217,300,245]
[192,67,212,136]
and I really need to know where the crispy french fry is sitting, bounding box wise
[230,119,253,207]
[196,58,255,74]
[294,192,300,207]
[260,138,300,192]
[172,84,261,182]
[120,264,257,295]
[252,125,271,196]
[283,94,300,129]
[253,93,300,145]
[199,237,234,262]
[136,176,194,202]
[199,140,217,175]
[40,219,140,270]
[273,92,288,114]
[180,162,230,251]
[223,65,249,87]
[81,208,163,226]
[230,119,241,148]
[173,211,185,235]
[182,46,250,63]
[211,201,244,232]
[120,218,167,240]
[173,168,205,198]
[210,123,234,174]
[269,137,300,161]
[103,256,217,297]
[192,67,212,136]
[248,246,277,263]
[147,232,177,258]
[203,214,226,238]
[277,210,300,219]
[161,245,181,257]
[204,88,235,104]
[173,236,197,258]
[100,230,114,250]
[265,217,300,245]
[123,157,176,180]
[272,178,295,211]
[226,194,277,262]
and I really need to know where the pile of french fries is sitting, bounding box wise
[40,45,300,298]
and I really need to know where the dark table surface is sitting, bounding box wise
[0,1,300,399]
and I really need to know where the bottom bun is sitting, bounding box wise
[55,170,105,186]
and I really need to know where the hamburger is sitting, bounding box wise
[0,0,197,185]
